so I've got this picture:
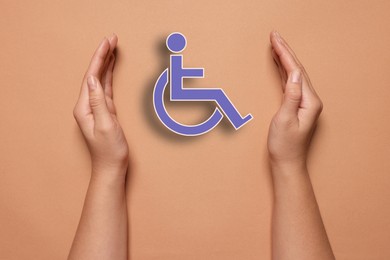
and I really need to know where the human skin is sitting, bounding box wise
[268,31,335,260]
[68,34,129,260]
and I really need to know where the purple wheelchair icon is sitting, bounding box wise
[153,32,253,136]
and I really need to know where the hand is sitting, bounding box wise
[267,31,323,169]
[73,34,129,176]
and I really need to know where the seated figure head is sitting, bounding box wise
[166,32,187,53]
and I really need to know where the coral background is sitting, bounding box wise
[1,1,389,259]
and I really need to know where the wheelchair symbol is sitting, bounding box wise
[153,32,253,136]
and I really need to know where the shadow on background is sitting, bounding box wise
[142,36,235,142]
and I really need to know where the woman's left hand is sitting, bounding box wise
[73,34,129,177]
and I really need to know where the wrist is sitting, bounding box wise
[90,170,127,189]
[91,156,128,172]
[270,159,308,176]
[91,162,128,185]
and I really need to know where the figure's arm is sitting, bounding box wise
[68,34,129,260]
[267,31,335,260]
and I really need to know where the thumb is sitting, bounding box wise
[280,69,302,117]
[87,75,111,127]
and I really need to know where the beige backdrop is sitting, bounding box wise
[1,1,390,259]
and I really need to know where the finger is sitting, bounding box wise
[85,37,111,79]
[87,75,112,128]
[105,97,117,115]
[274,32,314,87]
[103,54,117,114]
[271,48,287,88]
[279,69,303,119]
[274,32,323,117]
[104,53,115,99]
[101,34,117,106]
[76,38,111,114]
[270,31,318,96]
[270,30,321,120]
[270,31,301,74]
[298,96,323,128]
[272,49,287,81]
[101,34,118,82]
[270,31,323,126]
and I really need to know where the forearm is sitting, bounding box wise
[68,169,128,260]
[271,162,334,260]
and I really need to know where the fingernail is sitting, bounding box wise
[108,33,115,40]
[275,31,282,43]
[87,76,97,89]
[97,37,107,50]
[291,70,301,83]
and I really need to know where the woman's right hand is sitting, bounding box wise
[268,32,322,170]
[267,31,323,170]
